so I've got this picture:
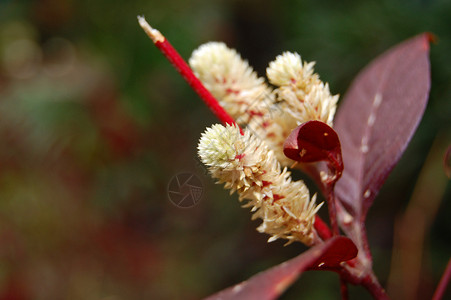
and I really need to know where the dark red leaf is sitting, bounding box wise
[203,237,357,300]
[311,236,358,269]
[334,33,432,219]
[283,125,302,161]
[284,120,343,179]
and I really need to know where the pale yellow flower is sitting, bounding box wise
[266,51,339,127]
[267,52,319,90]
[198,123,322,245]
[194,46,337,244]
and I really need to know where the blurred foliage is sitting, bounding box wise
[0,0,449,299]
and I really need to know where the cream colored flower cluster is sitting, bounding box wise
[198,124,322,245]
[190,43,338,166]
[193,43,338,245]
[267,52,338,126]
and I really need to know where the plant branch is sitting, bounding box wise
[361,272,390,300]
[314,215,332,240]
[326,184,340,236]
[432,257,451,300]
[340,277,349,300]
[334,264,389,300]
[138,16,238,129]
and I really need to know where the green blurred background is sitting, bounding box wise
[0,0,450,299]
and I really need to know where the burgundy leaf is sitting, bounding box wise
[312,237,357,269]
[334,33,432,219]
[283,125,302,161]
[284,120,343,179]
[204,237,357,300]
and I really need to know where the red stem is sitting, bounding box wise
[314,215,332,240]
[327,185,340,236]
[361,273,390,300]
[340,277,349,300]
[324,155,343,237]
[336,266,389,300]
[147,29,238,128]
[326,181,346,299]
[432,257,451,300]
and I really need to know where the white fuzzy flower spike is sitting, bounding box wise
[267,52,319,89]
[189,42,274,125]
[198,123,322,245]
[266,51,339,127]
[278,82,339,126]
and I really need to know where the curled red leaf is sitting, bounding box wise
[311,236,358,270]
[284,120,343,180]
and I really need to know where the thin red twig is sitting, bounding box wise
[362,273,390,300]
[138,16,238,129]
[314,215,333,240]
[338,266,389,300]
[327,185,340,236]
[432,257,451,300]
[340,277,349,300]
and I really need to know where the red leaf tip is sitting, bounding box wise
[426,32,438,45]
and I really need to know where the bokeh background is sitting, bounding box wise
[0,0,450,299]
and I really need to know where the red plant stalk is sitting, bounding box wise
[432,257,451,300]
[340,277,349,300]
[325,182,347,299]
[333,263,388,300]
[138,16,237,128]
[326,184,340,236]
[361,273,390,300]
[315,215,332,240]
